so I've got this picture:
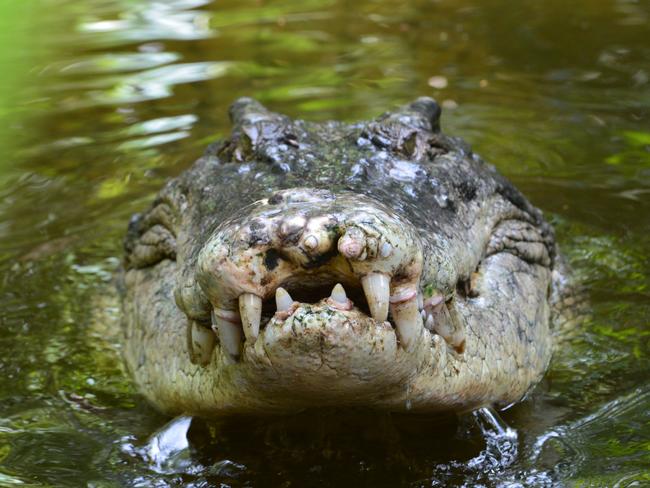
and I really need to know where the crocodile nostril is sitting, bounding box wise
[264,249,282,271]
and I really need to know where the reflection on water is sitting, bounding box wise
[531,386,650,483]
[78,0,215,45]
[57,61,233,107]
[0,0,649,486]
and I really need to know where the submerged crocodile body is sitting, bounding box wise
[119,98,575,416]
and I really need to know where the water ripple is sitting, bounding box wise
[78,0,215,46]
[57,61,232,107]
[55,52,181,75]
[530,386,650,484]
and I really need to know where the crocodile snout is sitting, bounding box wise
[195,188,430,359]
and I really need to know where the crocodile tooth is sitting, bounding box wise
[424,314,434,331]
[239,293,262,342]
[332,283,346,303]
[275,287,294,312]
[361,272,390,322]
[447,306,466,353]
[190,321,216,365]
[328,283,353,310]
[390,297,423,351]
[433,304,465,353]
[211,309,242,358]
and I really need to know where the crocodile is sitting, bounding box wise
[119,97,577,416]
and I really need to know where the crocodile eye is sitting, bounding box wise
[124,200,177,269]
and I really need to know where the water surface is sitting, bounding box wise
[0,0,649,486]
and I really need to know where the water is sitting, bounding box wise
[0,0,649,485]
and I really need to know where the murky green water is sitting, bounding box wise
[1,0,649,486]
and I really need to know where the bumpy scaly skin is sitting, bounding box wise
[119,98,573,416]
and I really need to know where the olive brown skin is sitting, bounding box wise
[118,98,577,416]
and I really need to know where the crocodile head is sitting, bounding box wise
[120,98,566,416]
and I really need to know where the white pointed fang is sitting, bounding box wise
[361,272,390,322]
[211,309,242,358]
[390,298,423,351]
[239,293,262,343]
[328,283,353,310]
[275,287,294,312]
[190,321,216,365]
[331,283,347,303]
[425,314,434,331]
[432,304,466,353]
